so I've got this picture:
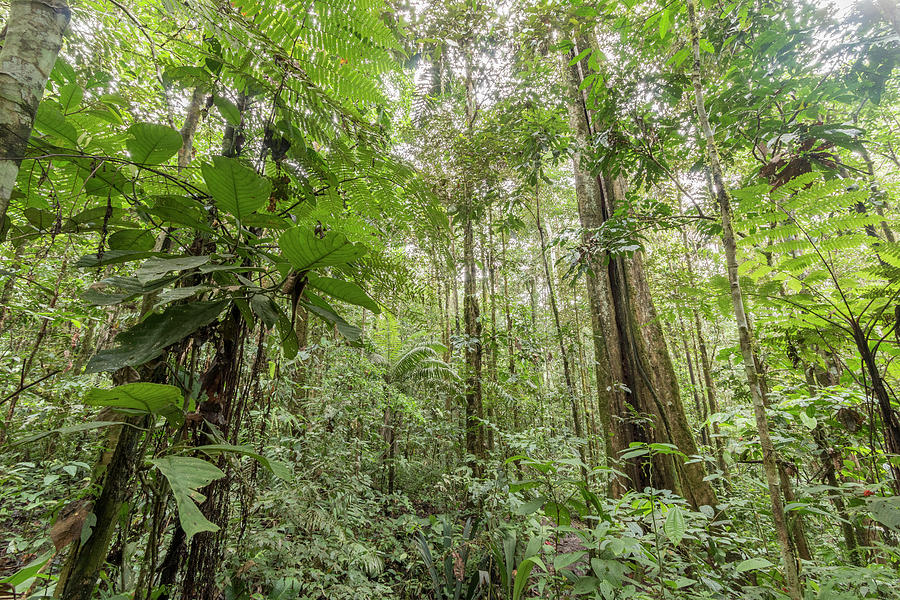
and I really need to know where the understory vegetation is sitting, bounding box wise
[0,0,899,598]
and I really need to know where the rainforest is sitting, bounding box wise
[0,0,899,598]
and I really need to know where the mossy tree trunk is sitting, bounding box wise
[0,0,70,225]
[564,40,716,510]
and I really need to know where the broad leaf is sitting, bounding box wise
[34,104,78,144]
[213,95,240,125]
[735,557,774,573]
[869,497,900,532]
[59,83,84,113]
[85,300,227,373]
[664,505,685,546]
[0,551,54,593]
[513,496,546,516]
[512,556,539,600]
[250,294,280,329]
[151,456,225,541]
[127,122,182,165]
[202,156,272,220]
[278,228,367,271]
[302,294,362,342]
[553,551,586,571]
[84,383,184,425]
[108,229,156,252]
[147,195,214,233]
[76,250,158,268]
[135,256,211,284]
[307,273,379,313]
[275,302,299,359]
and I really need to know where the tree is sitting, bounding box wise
[0,0,70,228]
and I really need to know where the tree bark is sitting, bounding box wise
[56,368,149,600]
[177,87,205,171]
[564,42,715,509]
[463,199,483,470]
[0,0,70,225]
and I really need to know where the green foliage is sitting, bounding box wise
[84,382,184,425]
[307,274,380,313]
[151,456,226,541]
[202,157,273,220]
[279,229,369,272]
[85,300,228,373]
[1,0,899,599]
[126,123,182,165]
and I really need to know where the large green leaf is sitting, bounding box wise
[151,456,225,541]
[108,229,156,252]
[0,551,54,594]
[278,228,367,271]
[869,497,900,532]
[307,273,379,313]
[664,505,686,546]
[302,292,362,342]
[249,294,280,329]
[126,122,182,165]
[85,300,227,373]
[84,383,184,425]
[75,250,159,268]
[201,156,271,220]
[59,83,83,113]
[268,578,301,600]
[512,556,540,600]
[34,104,78,145]
[513,496,546,516]
[135,256,211,284]
[70,159,132,197]
[735,557,774,573]
[24,208,55,231]
[212,95,240,125]
[146,195,214,233]
[274,302,299,359]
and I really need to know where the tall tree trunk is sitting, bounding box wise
[565,42,715,509]
[535,180,586,472]
[0,0,70,225]
[461,47,483,471]
[804,365,862,563]
[853,323,900,491]
[57,409,150,600]
[573,289,596,466]
[675,312,708,447]
[681,233,729,478]
[463,202,483,469]
[488,205,498,378]
[449,223,461,350]
[501,229,515,379]
[479,224,494,451]
[686,1,801,596]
